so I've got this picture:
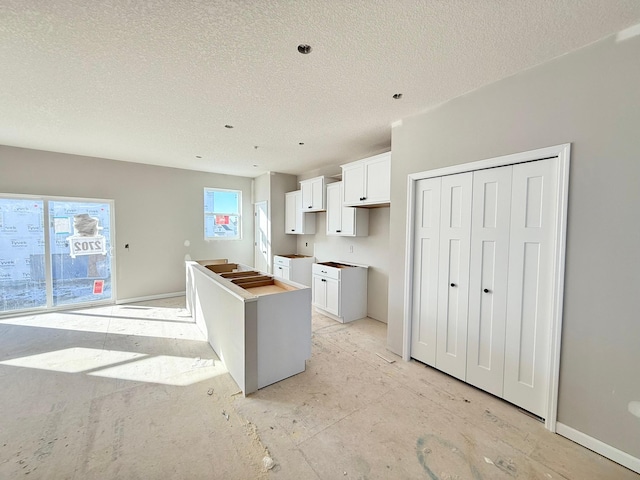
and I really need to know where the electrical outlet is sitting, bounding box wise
[349,245,354,253]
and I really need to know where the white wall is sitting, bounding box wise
[269,173,298,258]
[387,34,640,460]
[0,146,254,301]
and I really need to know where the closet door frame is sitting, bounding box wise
[402,143,570,432]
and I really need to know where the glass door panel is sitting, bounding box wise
[49,201,113,307]
[0,198,46,313]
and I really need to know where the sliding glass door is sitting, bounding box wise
[0,195,115,314]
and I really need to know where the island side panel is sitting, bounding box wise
[190,263,250,395]
[244,300,259,395]
[186,261,196,318]
[255,287,312,389]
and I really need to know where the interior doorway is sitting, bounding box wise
[254,201,269,273]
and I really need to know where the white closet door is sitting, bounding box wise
[411,177,442,366]
[436,172,473,381]
[504,158,558,418]
[466,166,512,396]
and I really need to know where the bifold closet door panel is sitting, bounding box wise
[466,166,512,397]
[504,158,558,418]
[411,177,442,366]
[436,172,473,381]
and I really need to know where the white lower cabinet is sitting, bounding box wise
[312,262,367,323]
[186,261,311,396]
[312,274,340,316]
[273,255,314,287]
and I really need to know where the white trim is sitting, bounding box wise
[407,144,567,181]
[402,173,416,361]
[116,291,186,305]
[0,299,113,320]
[43,198,53,307]
[0,192,115,204]
[402,143,571,431]
[556,423,640,474]
[545,144,571,432]
[204,187,242,241]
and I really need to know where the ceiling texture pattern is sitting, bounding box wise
[2,1,640,177]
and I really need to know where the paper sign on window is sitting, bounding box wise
[67,214,107,258]
[93,280,104,294]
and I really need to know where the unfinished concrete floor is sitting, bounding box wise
[0,297,637,480]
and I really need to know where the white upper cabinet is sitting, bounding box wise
[285,190,316,235]
[342,152,391,207]
[300,176,328,212]
[285,191,297,233]
[326,182,369,236]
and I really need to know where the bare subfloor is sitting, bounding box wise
[0,297,636,480]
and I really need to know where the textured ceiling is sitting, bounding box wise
[1,1,640,178]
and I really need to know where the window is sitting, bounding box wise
[204,188,241,240]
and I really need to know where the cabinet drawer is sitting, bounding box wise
[312,263,341,280]
[273,256,291,267]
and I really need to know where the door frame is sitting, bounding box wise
[254,201,270,273]
[402,143,571,432]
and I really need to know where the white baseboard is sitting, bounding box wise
[116,291,186,305]
[556,422,640,474]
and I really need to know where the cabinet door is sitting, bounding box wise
[411,177,442,367]
[302,177,324,211]
[325,278,340,316]
[312,275,327,308]
[435,172,472,381]
[504,158,557,418]
[326,182,343,235]
[285,191,299,233]
[340,201,356,235]
[274,265,290,280]
[363,154,391,204]
[466,167,512,397]
[342,163,365,205]
[274,264,284,279]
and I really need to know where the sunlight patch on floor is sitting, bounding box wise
[89,354,228,386]
[1,347,145,373]
[0,347,227,386]
[0,310,205,341]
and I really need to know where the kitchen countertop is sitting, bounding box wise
[316,261,369,269]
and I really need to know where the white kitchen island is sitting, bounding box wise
[186,260,311,396]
